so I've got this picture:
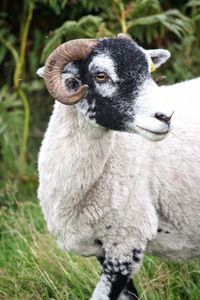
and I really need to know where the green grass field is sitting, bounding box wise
[0,180,200,300]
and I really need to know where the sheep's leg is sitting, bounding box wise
[91,250,142,300]
[118,279,139,300]
[97,257,139,300]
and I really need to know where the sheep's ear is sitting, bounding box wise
[146,49,171,69]
[36,66,45,78]
[36,63,78,79]
[36,63,81,92]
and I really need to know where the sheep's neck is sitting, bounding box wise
[44,102,115,206]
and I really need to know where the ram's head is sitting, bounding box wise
[37,34,173,141]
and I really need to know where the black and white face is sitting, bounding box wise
[37,38,173,141]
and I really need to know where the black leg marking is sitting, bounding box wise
[97,256,130,299]
[122,279,139,299]
[96,251,141,300]
[104,259,133,300]
[109,272,129,299]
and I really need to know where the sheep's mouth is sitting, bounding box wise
[134,125,169,142]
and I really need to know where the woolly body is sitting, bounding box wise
[38,37,200,299]
[38,78,200,262]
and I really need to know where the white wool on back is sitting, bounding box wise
[38,77,200,262]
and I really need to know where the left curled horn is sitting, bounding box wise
[44,39,97,105]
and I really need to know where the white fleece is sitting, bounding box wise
[38,77,200,267]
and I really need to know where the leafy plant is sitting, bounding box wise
[41,15,112,61]
[0,87,24,175]
[111,0,193,44]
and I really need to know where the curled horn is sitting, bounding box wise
[44,39,97,105]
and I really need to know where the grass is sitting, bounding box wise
[0,179,200,300]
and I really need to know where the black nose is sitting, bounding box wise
[155,112,173,125]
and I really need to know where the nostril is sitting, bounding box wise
[155,112,173,125]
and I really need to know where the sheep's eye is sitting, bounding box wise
[95,72,109,83]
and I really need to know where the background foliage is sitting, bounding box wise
[0,0,200,299]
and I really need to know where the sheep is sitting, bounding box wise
[37,34,200,300]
